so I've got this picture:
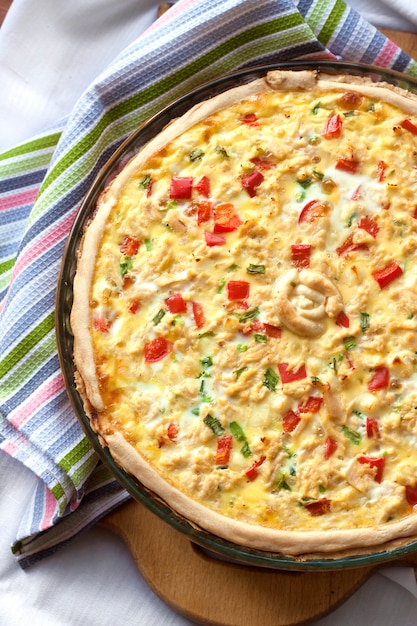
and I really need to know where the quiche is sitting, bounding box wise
[71,69,417,557]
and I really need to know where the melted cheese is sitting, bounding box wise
[87,81,417,534]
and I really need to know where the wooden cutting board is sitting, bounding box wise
[101,499,417,626]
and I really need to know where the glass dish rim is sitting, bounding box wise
[56,59,417,571]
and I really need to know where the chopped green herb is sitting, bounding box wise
[144,238,153,251]
[197,370,211,379]
[199,379,212,403]
[236,343,248,353]
[329,354,343,372]
[217,278,226,294]
[254,333,267,343]
[312,169,324,180]
[230,421,246,441]
[189,148,205,161]
[319,484,326,493]
[228,263,239,272]
[347,212,357,227]
[309,134,320,145]
[171,315,183,326]
[238,306,260,323]
[200,356,213,368]
[296,191,306,203]
[352,409,365,420]
[297,177,313,189]
[203,414,225,436]
[153,309,166,325]
[263,367,279,392]
[119,257,133,277]
[367,102,376,112]
[165,199,177,211]
[247,263,266,274]
[273,471,291,492]
[190,407,200,415]
[360,312,370,333]
[283,444,294,458]
[312,102,322,114]
[215,145,230,158]
[198,331,215,338]
[234,366,248,381]
[343,111,356,117]
[342,425,362,445]
[240,441,252,458]
[138,174,152,189]
[343,336,356,351]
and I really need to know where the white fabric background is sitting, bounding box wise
[1,1,417,625]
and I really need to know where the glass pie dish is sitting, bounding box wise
[56,60,417,571]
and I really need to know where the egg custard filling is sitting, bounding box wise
[71,70,417,555]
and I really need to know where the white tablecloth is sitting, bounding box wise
[1,1,417,625]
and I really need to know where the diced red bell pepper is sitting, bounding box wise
[241,170,264,197]
[240,113,260,127]
[167,423,179,442]
[240,319,263,335]
[195,175,210,197]
[263,323,282,338]
[213,203,243,232]
[298,396,323,414]
[245,456,266,481]
[372,261,403,289]
[120,235,141,256]
[335,158,359,173]
[278,362,307,384]
[336,233,369,257]
[291,243,312,268]
[249,157,276,170]
[401,119,417,135]
[165,293,187,314]
[322,113,342,139]
[192,301,205,328]
[336,310,350,328]
[405,485,417,507]
[305,498,331,516]
[282,409,301,433]
[366,417,381,439]
[377,160,387,182]
[196,201,212,225]
[323,436,338,460]
[298,199,329,224]
[368,366,389,391]
[144,337,173,363]
[358,455,385,483]
[358,216,379,238]
[128,299,141,314]
[169,176,193,199]
[215,435,233,465]
[93,314,110,333]
[227,280,250,301]
[204,231,226,246]
[351,185,361,200]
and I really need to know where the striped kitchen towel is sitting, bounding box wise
[1,0,416,569]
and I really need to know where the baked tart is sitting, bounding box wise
[71,68,417,556]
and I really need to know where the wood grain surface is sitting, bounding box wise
[100,499,417,626]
